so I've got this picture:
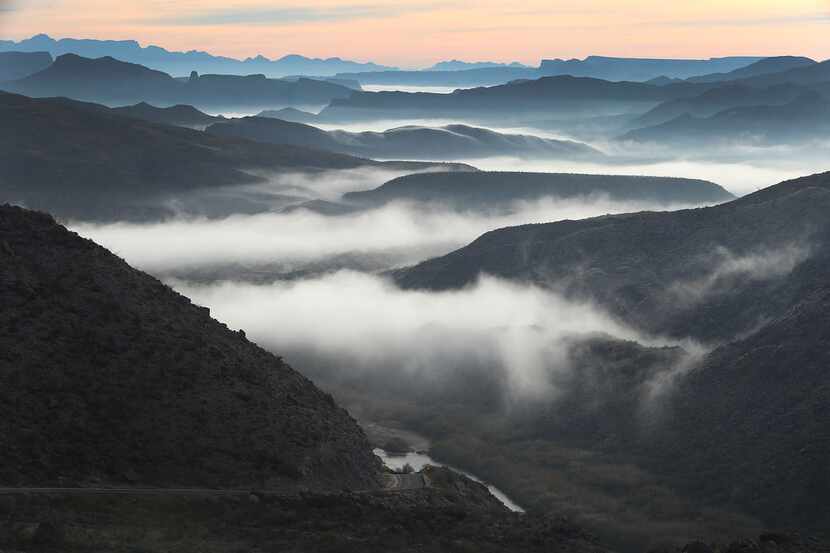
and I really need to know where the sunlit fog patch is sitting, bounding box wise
[174,272,654,403]
[72,196,707,275]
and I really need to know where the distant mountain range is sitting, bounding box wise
[0,53,357,110]
[687,56,816,83]
[322,58,830,146]
[336,55,765,87]
[427,60,531,71]
[333,66,540,88]
[343,171,733,212]
[0,33,395,77]
[207,117,600,161]
[0,91,470,220]
[537,55,764,81]
[319,74,706,122]
[631,82,810,128]
[3,36,770,86]
[622,91,830,146]
[0,51,52,81]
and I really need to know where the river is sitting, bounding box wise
[373,448,524,512]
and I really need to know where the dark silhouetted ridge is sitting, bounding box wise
[0,204,382,490]
[346,171,732,211]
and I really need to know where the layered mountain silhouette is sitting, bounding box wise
[206,117,600,160]
[344,171,733,212]
[427,60,530,71]
[336,56,763,88]
[258,107,321,124]
[622,91,830,146]
[319,75,708,122]
[0,51,53,81]
[0,91,470,220]
[0,34,394,77]
[18,96,224,128]
[537,55,763,81]
[632,82,811,127]
[0,204,382,489]
[734,58,830,88]
[0,53,356,110]
[392,171,830,530]
[334,66,540,88]
[687,56,817,83]
[111,101,224,127]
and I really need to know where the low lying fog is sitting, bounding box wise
[73,179,810,409]
[174,272,653,402]
[303,120,828,196]
[73,195,706,275]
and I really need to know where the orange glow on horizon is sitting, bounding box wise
[1,0,828,67]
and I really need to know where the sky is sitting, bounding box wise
[1,0,829,67]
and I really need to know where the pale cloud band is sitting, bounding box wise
[148,3,445,27]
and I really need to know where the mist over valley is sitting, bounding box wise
[2,19,830,553]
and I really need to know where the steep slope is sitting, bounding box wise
[392,171,830,530]
[650,279,830,531]
[346,171,733,211]
[0,205,382,490]
[0,51,53,81]
[207,117,600,160]
[688,56,817,83]
[0,53,355,109]
[394,172,830,342]
[0,91,470,220]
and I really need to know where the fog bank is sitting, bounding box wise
[73,196,705,276]
[174,272,659,403]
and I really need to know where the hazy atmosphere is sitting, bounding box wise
[2,2,829,552]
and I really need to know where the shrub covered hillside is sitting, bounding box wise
[0,205,381,490]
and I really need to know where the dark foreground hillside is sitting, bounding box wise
[0,204,622,553]
[0,205,380,490]
[0,467,613,553]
